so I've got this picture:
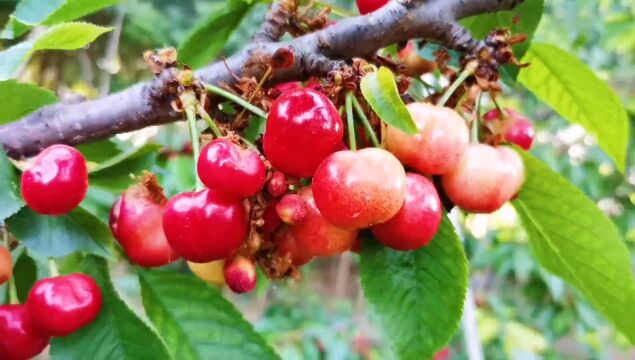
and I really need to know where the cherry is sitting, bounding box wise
[197,139,266,199]
[273,226,313,266]
[312,148,407,228]
[276,194,308,225]
[21,144,88,215]
[398,41,436,76]
[356,0,388,14]
[266,171,288,197]
[289,187,358,256]
[188,260,226,286]
[264,88,343,178]
[109,175,179,268]
[223,255,257,294]
[163,188,248,263]
[261,200,283,237]
[385,103,469,175]
[442,144,524,213]
[0,305,50,360]
[273,82,302,95]
[27,273,103,337]
[372,173,442,251]
[484,108,535,150]
[0,246,11,285]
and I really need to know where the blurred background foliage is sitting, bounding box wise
[0,0,633,358]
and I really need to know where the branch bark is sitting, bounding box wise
[0,0,523,159]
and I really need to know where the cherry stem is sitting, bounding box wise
[48,258,59,277]
[345,92,357,151]
[351,96,380,147]
[196,105,223,138]
[5,227,17,304]
[185,107,204,191]
[437,61,478,107]
[205,84,268,119]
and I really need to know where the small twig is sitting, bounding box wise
[438,61,477,107]
[351,96,380,147]
[196,104,223,138]
[345,92,356,151]
[205,84,268,119]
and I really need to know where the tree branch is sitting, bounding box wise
[0,0,523,159]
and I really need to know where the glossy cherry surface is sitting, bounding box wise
[356,0,388,14]
[0,304,50,360]
[0,246,11,285]
[312,148,407,228]
[197,139,266,199]
[109,176,179,268]
[276,194,308,225]
[223,255,257,294]
[27,273,103,337]
[290,187,358,257]
[372,173,442,250]
[385,103,469,175]
[266,171,287,197]
[21,144,88,215]
[163,188,248,263]
[484,108,535,150]
[264,89,343,178]
[442,144,525,213]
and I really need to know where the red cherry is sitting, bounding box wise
[355,0,388,14]
[163,188,248,263]
[290,187,358,257]
[266,171,288,197]
[442,144,524,213]
[264,89,343,178]
[0,305,50,360]
[484,108,535,150]
[261,200,283,237]
[276,194,308,225]
[274,227,313,266]
[0,246,11,285]
[273,82,302,95]
[385,103,469,175]
[223,255,257,294]
[372,173,442,251]
[21,144,88,215]
[197,138,266,199]
[109,175,179,268]
[398,41,437,76]
[312,148,407,228]
[27,273,103,337]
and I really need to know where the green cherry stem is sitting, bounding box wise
[6,228,17,304]
[204,84,268,119]
[437,61,478,107]
[196,104,223,138]
[345,92,357,151]
[351,96,380,147]
[48,258,59,277]
[180,92,204,192]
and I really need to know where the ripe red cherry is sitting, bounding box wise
[372,173,442,251]
[356,0,388,14]
[197,139,266,199]
[0,305,50,360]
[27,273,103,337]
[264,89,343,178]
[312,148,407,228]
[276,194,308,225]
[0,246,11,285]
[261,200,283,237]
[21,144,88,215]
[398,41,437,76]
[385,103,469,175]
[274,226,313,266]
[109,175,179,268]
[442,144,524,213]
[163,188,248,263]
[484,108,535,150]
[223,255,257,294]
[290,187,358,257]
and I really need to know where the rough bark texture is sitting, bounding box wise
[0,0,523,158]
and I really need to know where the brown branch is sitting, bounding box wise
[0,0,523,159]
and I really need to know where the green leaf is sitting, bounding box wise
[5,206,112,258]
[77,139,124,164]
[43,0,121,25]
[178,0,257,69]
[512,152,635,344]
[0,150,23,221]
[6,0,65,25]
[360,67,418,134]
[11,249,38,303]
[89,143,160,192]
[0,80,58,124]
[0,42,33,81]
[0,17,32,40]
[139,270,280,360]
[518,43,629,172]
[50,256,172,360]
[32,22,112,52]
[359,216,469,359]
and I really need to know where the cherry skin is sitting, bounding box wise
[385,103,469,175]
[264,88,343,178]
[484,108,535,150]
[261,200,283,237]
[21,144,88,215]
[223,255,257,294]
[290,187,358,257]
[163,188,248,263]
[26,273,103,337]
[312,148,407,229]
[109,175,179,268]
[442,144,525,213]
[356,0,388,14]
[274,226,313,266]
[372,173,442,251]
[266,171,287,197]
[188,260,226,286]
[0,305,50,360]
[0,246,11,285]
[398,41,436,76]
[276,194,308,225]
[273,81,302,95]
[197,139,266,199]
